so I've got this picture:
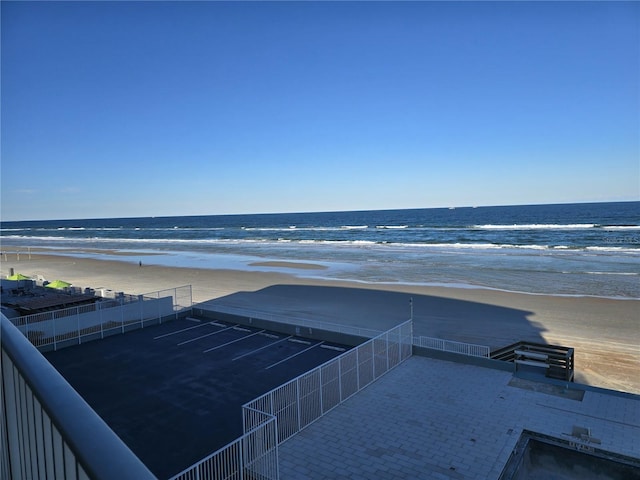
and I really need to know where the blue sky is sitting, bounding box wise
[1,1,638,221]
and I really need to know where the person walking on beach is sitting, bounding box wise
[139,260,142,267]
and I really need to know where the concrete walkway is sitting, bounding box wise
[278,356,640,479]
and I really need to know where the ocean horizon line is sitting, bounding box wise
[2,199,638,224]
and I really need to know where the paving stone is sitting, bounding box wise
[278,356,640,479]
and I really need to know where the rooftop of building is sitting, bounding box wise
[277,354,640,479]
[3,283,639,479]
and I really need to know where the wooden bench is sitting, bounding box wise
[515,359,550,368]
[514,350,548,361]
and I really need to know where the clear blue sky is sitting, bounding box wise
[1,1,638,221]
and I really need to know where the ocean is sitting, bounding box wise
[1,202,638,299]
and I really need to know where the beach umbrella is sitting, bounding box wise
[45,279,72,289]
[7,273,31,280]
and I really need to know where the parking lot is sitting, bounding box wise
[44,316,351,479]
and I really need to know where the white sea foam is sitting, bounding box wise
[603,226,640,230]
[473,223,597,230]
[3,234,639,254]
[586,271,639,276]
[242,226,342,232]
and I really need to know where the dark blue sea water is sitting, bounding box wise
[1,202,639,298]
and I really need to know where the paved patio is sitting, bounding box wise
[278,356,640,479]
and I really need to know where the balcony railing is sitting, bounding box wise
[1,314,157,480]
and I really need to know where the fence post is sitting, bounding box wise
[274,416,280,480]
[24,316,30,346]
[319,367,324,415]
[239,435,244,480]
[77,307,81,345]
[386,334,390,372]
[296,379,301,433]
[356,346,360,391]
[338,357,342,402]
[52,313,57,351]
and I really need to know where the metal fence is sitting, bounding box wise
[243,319,413,445]
[171,320,413,480]
[11,285,192,351]
[413,335,490,357]
[169,409,279,480]
[1,314,156,480]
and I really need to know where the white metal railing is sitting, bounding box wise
[243,319,413,444]
[169,409,279,480]
[413,335,490,357]
[195,302,383,339]
[171,320,413,480]
[11,285,192,351]
[1,314,155,480]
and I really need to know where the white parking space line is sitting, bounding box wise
[321,345,347,352]
[232,335,294,362]
[154,322,215,340]
[203,330,266,353]
[177,325,237,346]
[265,342,325,370]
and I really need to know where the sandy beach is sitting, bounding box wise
[1,251,638,394]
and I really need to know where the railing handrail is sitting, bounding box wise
[169,319,413,480]
[1,314,156,480]
[248,319,412,407]
[14,285,193,326]
[139,284,192,298]
[413,335,490,357]
[243,319,413,442]
[11,285,193,351]
[169,413,278,479]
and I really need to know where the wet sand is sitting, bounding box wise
[2,252,638,394]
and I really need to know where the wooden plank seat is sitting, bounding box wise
[515,359,549,368]
[514,350,548,361]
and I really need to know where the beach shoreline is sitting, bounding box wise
[1,252,638,394]
[2,246,637,301]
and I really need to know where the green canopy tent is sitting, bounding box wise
[7,273,31,280]
[45,279,72,289]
